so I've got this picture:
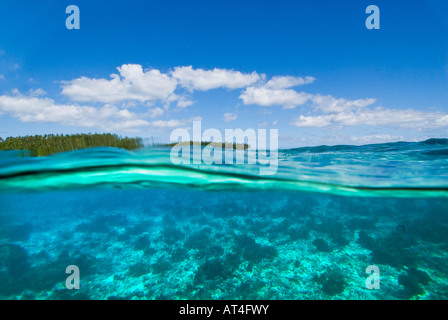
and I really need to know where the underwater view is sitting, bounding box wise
[1,138,447,300]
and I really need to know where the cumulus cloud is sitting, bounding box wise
[289,92,448,130]
[349,134,405,144]
[60,64,317,111]
[175,95,194,108]
[240,87,312,109]
[311,95,376,113]
[239,75,315,108]
[0,90,204,132]
[150,116,202,128]
[264,76,315,89]
[3,63,447,137]
[0,93,149,130]
[171,66,261,91]
[290,107,448,129]
[223,112,237,122]
[28,88,47,97]
[61,64,264,108]
[150,119,187,128]
[61,64,177,103]
[435,114,448,127]
[147,107,165,118]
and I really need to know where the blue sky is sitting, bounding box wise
[0,0,447,147]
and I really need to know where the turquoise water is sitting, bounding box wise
[0,139,447,299]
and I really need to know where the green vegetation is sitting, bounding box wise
[0,134,249,157]
[162,141,250,150]
[0,133,144,156]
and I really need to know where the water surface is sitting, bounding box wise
[1,139,447,299]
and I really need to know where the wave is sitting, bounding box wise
[0,139,447,197]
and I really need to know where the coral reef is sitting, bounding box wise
[0,190,447,300]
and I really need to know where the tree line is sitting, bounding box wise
[0,133,144,156]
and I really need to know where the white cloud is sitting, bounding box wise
[349,134,405,144]
[278,133,410,148]
[311,95,376,113]
[291,115,331,127]
[147,107,165,118]
[223,112,237,122]
[175,96,194,108]
[150,119,188,128]
[0,94,149,130]
[238,75,314,108]
[435,114,448,127]
[4,63,447,139]
[61,64,177,103]
[28,88,47,97]
[290,92,448,131]
[59,65,317,112]
[171,66,261,91]
[240,87,312,108]
[290,107,448,129]
[149,116,202,128]
[61,64,261,107]
[264,76,315,89]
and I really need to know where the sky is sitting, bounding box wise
[0,0,447,148]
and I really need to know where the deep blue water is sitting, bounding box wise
[0,139,447,300]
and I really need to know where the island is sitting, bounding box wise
[0,133,144,156]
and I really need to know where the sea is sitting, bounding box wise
[0,138,447,300]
